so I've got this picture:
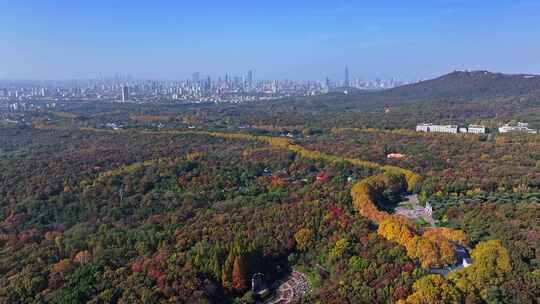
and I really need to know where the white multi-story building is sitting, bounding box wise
[417,123,486,134]
[416,123,458,134]
[499,122,538,134]
[467,125,486,134]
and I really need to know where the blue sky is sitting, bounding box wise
[1,0,540,80]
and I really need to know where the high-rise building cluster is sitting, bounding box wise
[0,69,413,105]
[340,67,410,90]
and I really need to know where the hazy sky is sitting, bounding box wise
[2,0,540,81]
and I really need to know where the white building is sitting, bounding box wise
[499,122,538,134]
[416,123,458,134]
[418,123,486,134]
[467,125,486,134]
[425,202,433,217]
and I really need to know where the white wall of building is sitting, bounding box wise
[417,123,487,134]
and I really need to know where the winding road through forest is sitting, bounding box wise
[76,127,472,302]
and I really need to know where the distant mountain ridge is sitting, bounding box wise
[230,70,540,130]
[263,70,540,111]
[379,70,540,101]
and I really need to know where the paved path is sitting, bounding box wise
[394,194,436,227]
[266,271,310,304]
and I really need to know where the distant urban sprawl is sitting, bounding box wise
[0,68,414,108]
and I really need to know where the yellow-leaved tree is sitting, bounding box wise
[398,274,462,304]
[294,228,314,251]
[449,239,511,301]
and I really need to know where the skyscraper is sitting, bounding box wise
[247,70,253,89]
[192,72,200,85]
[121,86,129,102]
[325,77,331,92]
[205,76,212,91]
[344,67,350,87]
[272,80,279,93]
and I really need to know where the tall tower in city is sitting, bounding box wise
[121,86,129,102]
[272,80,279,93]
[206,76,212,91]
[344,67,350,87]
[325,77,331,92]
[247,70,253,88]
[192,72,200,85]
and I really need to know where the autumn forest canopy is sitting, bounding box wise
[0,71,539,304]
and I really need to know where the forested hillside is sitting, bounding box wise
[0,127,422,303]
[1,71,539,304]
[372,71,540,101]
[149,71,540,130]
[1,123,538,303]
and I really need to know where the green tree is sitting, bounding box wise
[329,238,349,261]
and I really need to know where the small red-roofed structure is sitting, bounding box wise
[316,171,330,182]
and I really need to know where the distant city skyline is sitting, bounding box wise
[2,1,540,80]
[0,66,411,105]
[0,68,416,84]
